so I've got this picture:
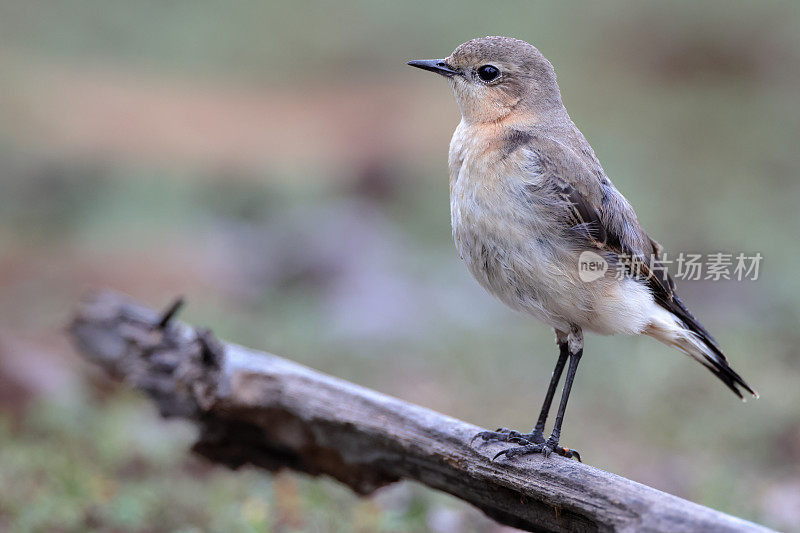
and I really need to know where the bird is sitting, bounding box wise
[407,36,757,462]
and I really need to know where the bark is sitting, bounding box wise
[68,290,772,533]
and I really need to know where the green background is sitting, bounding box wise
[1,1,799,531]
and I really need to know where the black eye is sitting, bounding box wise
[477,65,499,82]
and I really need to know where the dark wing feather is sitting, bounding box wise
[554,182,673,300]
[518,134,755,398]
[552,182,756,399]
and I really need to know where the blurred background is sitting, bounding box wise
[1,1,799,531]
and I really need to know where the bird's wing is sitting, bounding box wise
[553,180,673,295]
[527,137,755,398]
[553,179,717,344]
[527,137,675,304]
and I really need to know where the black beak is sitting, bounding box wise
[407,59,460,77]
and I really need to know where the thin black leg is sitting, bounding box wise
[532,341,570,437]
[545,348,582,448]
[470,340,568,447]
[490,346,583,462]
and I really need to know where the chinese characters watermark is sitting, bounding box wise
[578,252,762,283]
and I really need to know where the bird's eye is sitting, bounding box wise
[477,65,500,82]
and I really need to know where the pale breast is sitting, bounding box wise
[448,124,572,328]
[446,123,661,336]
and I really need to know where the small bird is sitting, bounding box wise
[408,36,757,462]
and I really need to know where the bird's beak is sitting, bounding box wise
[407,59,460,78]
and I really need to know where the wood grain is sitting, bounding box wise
[68,290,772,533]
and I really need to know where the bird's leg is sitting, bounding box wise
[492,328,584,462]
[471,332,569,447]
[530,338,570,440]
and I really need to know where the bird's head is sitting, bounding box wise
[408,36,563,125]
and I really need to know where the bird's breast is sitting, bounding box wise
[449,136,552,311]
[446,123,590,330]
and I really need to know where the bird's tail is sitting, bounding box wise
[645,297,758,400]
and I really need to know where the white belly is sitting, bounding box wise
[450,173,655,336]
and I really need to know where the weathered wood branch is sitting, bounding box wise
[68,290,771,533]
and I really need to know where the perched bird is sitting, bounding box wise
[408,36,757,462]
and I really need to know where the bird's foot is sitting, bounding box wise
[470,427,546,447]
[491,436,581,462]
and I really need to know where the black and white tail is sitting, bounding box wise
[646,295,757,400]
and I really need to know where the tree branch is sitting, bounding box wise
[68,290,771,533]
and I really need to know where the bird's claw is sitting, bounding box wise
[470,428,580,461]
[470,429,517,445]
[492,443,544,461]
[469,428,545,446]
[491,441,581,462]
[565,448,581,462]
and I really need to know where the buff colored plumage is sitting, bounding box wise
[409,36,756,461]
